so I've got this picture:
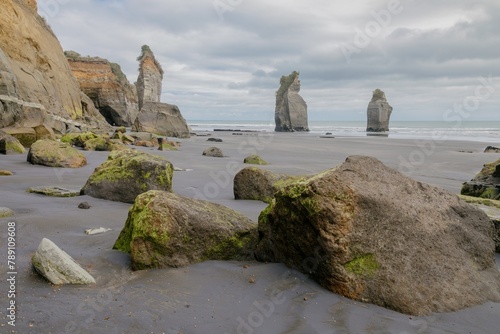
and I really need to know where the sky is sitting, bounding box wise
[38,0,500,121]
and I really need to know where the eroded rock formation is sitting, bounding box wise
[0,0,107,133]
[367,89,393,132]
[136,45,163,110]
[461,158,500,200]
[65,51,138,126]
[255,156,500,315]
[275,71,308,132]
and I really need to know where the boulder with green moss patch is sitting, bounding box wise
[0,131,25,154]
[461,158,500,200]
[81,149,173,203]
[233,167,305,203]
[255,155,500,316]
[61,132,98,148]
[243,154,268,165]
[113,190,257,269]
[27,139,87,168]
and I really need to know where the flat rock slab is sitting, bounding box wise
[0,170,14,176]
[31,238,96,285]
[27,186,81,197]
[85,227,112,235]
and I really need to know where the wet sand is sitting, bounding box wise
[1,132,500,333]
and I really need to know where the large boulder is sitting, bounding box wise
[255,155,500,316]
[275,71,309,132]
[0,131,25,154]
[366,89,393,132]
[461,158,500,200]
[233,167,304,203]
[31,238,95,285]
[202,146,224,158]
[27,139,87,168]
[1,127,37,147]
[133,102,190,138]
[113,190,257,270]
[81,149,173,203]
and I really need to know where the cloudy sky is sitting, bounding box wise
[39,0,499,121]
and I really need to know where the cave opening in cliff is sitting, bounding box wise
[98,106,119,126]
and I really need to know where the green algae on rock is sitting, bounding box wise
[27,139,87,168]
[113,190,257,270]
[461,158,500,200]
[0,131,26,154]
[254,155,500,316]
[81,149,173,203]
[243,154,268,165]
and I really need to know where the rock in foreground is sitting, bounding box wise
[31,238,95,285]
[81,149,173,203]
[27,139,87,168]
[113,191,257,270]
[255,155,500,315]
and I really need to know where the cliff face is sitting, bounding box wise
[136,45,163,110]
[0,0,106,132]
[366,89,393,132]
[275,71,309,132]
[66,52,139,126]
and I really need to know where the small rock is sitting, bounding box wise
[202,147,224,158]
[78,202,91,209]
[249,276,255,284]
[85,227,112,235]
[31,238,96,285]
[484,146,500,153]
[0,207,14,218]
[207,138,223,142]
[28,186,80,198]
[0,170,14,176]
[243,154,268,165]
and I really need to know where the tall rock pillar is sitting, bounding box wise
[136,45,163,110]
[275,71,309,132]
[366,89,393,132]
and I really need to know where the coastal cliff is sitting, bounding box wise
[0,0,106,133]
[136,45,163,110]
[275,71,309,132]
[65,51,139,126]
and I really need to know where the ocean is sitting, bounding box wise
[187,120,500,143]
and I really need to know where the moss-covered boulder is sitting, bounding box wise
[61,132,98,148]
[0,131,25,154]
[113,190,257,270]
[255,155,500,316]
[34,124,56,141]
[233,167,304,203]
[0,207,14,218]
[203,146,224,157]
[243,154,268,165]
[84,136,125,151]
[461,158,500,200]
[27,139,87,168]
[1,127,37,147]
[81,149,173,203]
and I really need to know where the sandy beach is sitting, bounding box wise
[1,132,500,334]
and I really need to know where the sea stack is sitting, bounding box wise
[275,71,309,132]
[136,45,163,110]
[132,46,190,138]
[366,89,392,132]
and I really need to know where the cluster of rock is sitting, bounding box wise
[275,71,309,132]
[366,89,393,132]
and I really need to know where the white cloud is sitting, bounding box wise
[40,0,500,121]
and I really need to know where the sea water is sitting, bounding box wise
[187,120,500,143]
